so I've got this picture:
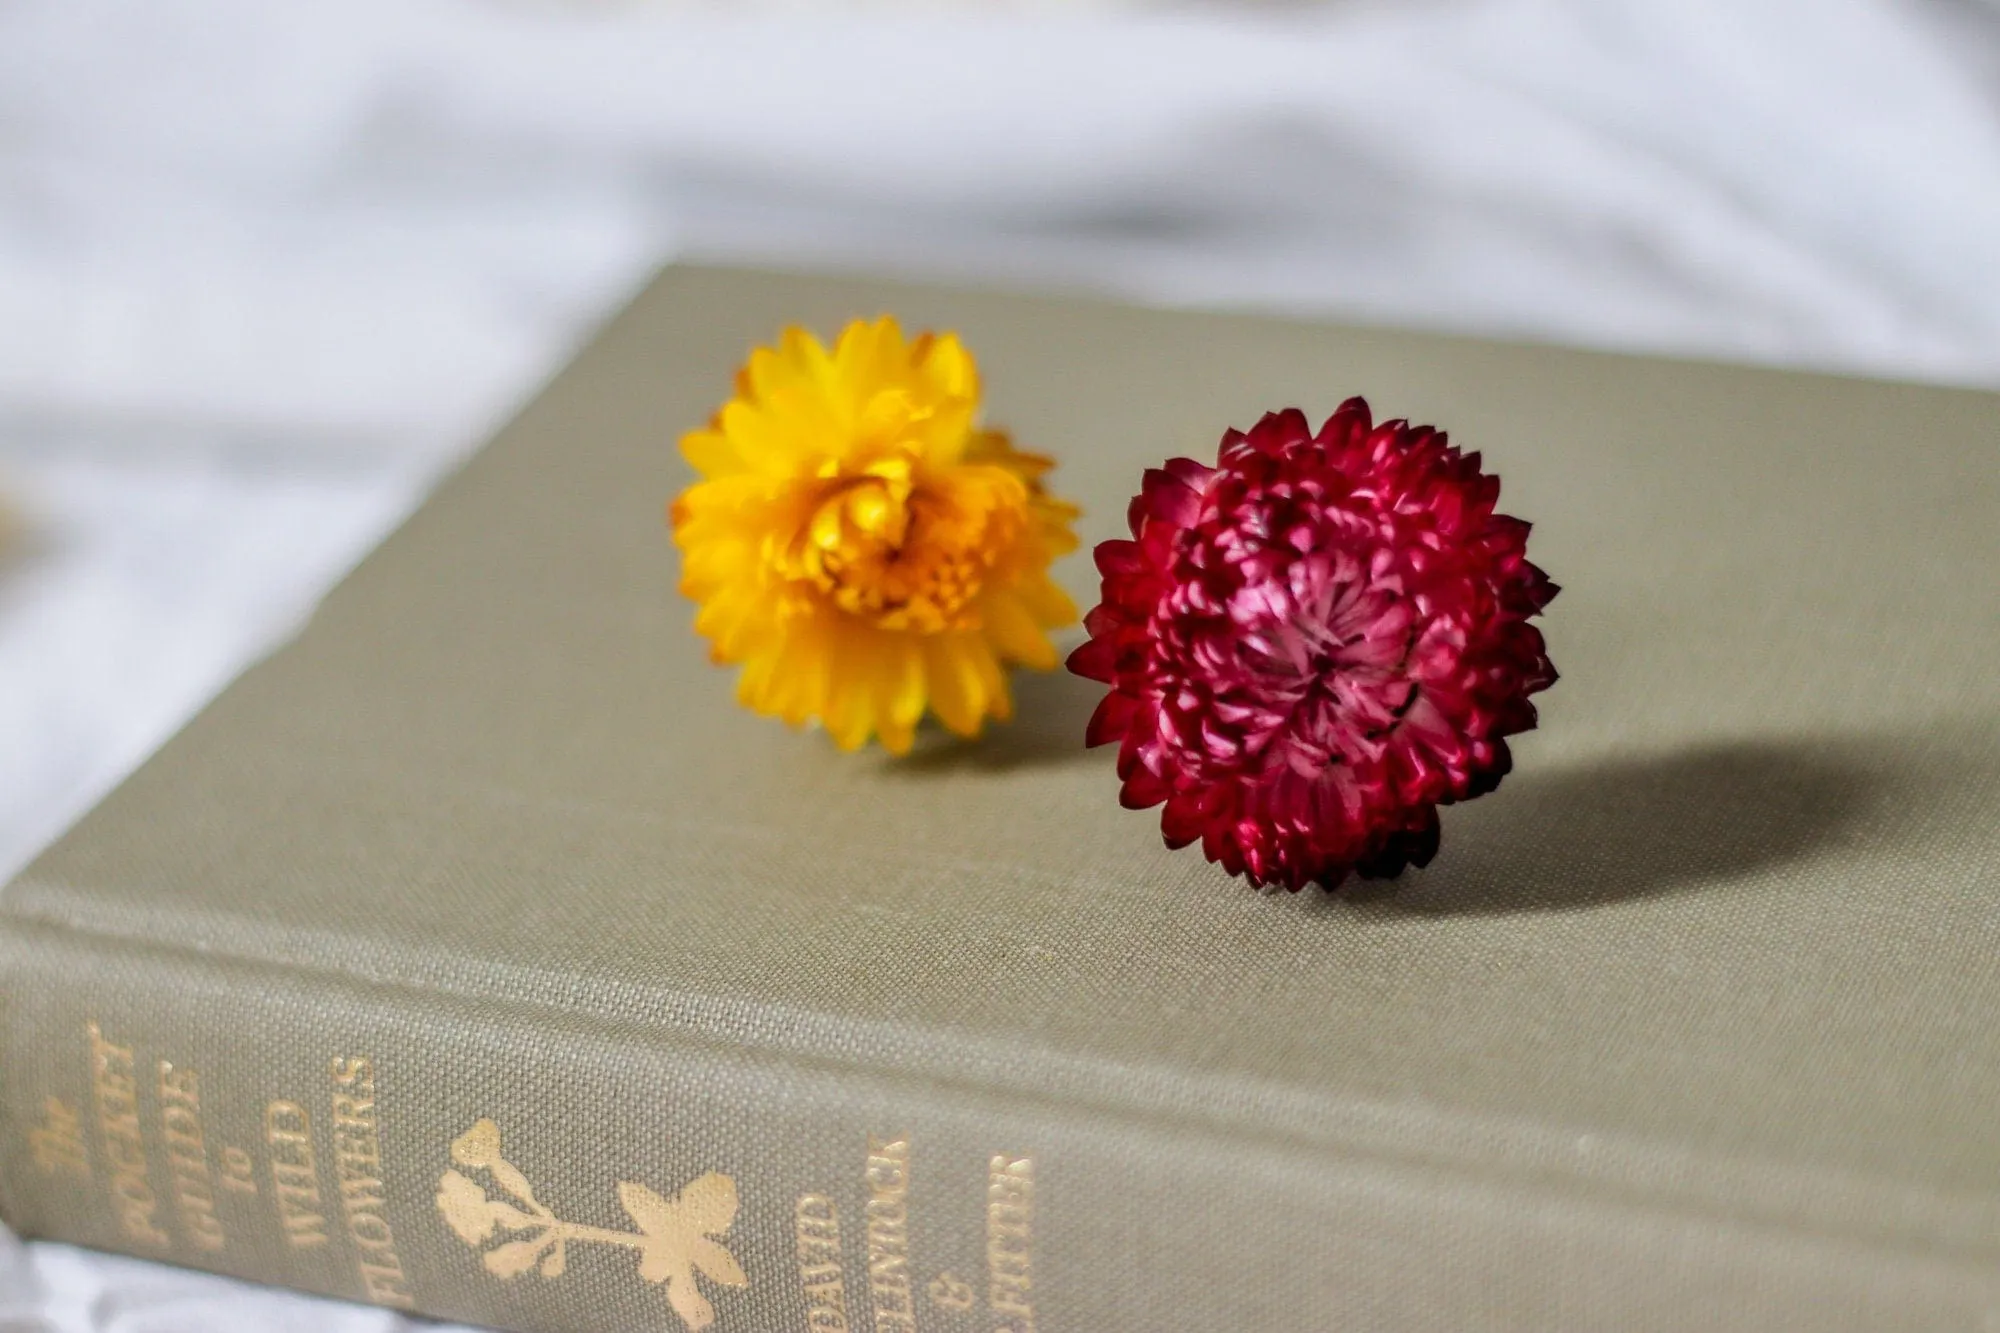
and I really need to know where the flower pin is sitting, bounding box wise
[672,318,1080,754]
[1068,400,1558,891]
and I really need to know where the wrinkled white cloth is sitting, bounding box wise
[2,0,1997,1327]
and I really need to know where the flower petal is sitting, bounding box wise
[924,635,991,739]
[981,593,1058,670]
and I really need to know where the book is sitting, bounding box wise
[3,264,1998,1333]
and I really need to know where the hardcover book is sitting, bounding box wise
[3,265,1998,1332]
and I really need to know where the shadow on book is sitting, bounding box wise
[1357,735,1946,917]
[895,663,1987,923]
[897,658,1106,772]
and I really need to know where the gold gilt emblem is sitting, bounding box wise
[436,1117,747,1331]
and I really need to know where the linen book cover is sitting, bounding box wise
[1,265,1997,1332]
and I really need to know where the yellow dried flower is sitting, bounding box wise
[671,317,1080,755]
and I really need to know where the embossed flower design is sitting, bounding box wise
[435,1116,746,1332]
[435,1169,498,1246]
[450,1117,502,1169]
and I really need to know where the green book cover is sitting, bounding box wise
[1,264,1997,1332]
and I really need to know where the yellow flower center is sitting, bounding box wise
[781,452,1028,634]
[673,317,1081,753]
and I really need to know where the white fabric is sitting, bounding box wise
[1,0,1997,1326]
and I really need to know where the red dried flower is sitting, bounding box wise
[1068,400,1558,891]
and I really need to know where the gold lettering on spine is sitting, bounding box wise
[863,1136,915,1333]
[87,1022,169,1248]
[28,1096,90,1178]
[794,1193,851,1332]
[264,1100,330,1248]
[217,1146,258,1195]
[329,1056,414,1308]
[927,1271,975,1313]
[157,1061,226,1252]
[985,1156,1034,1333]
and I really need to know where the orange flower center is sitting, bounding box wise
[780,454,1027,634]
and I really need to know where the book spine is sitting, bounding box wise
[2,916,1997,1333]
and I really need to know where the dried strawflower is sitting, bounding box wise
[1068,400,1558,891]
[672,318,1079,754]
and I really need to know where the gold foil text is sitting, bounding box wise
[157,1061,226,1252]
[88,1022,169,1248]
[863,1136,915,1333]
[28,1096,89,1178]
[218,1146,258,1195]
[928,1271,975,1313]
[329,1056,413,1308]
[986,1155,1034,1333]
[264,1100,330,1248]
[795,1193,851,1332]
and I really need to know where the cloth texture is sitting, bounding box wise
[2,1,1999,1328]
